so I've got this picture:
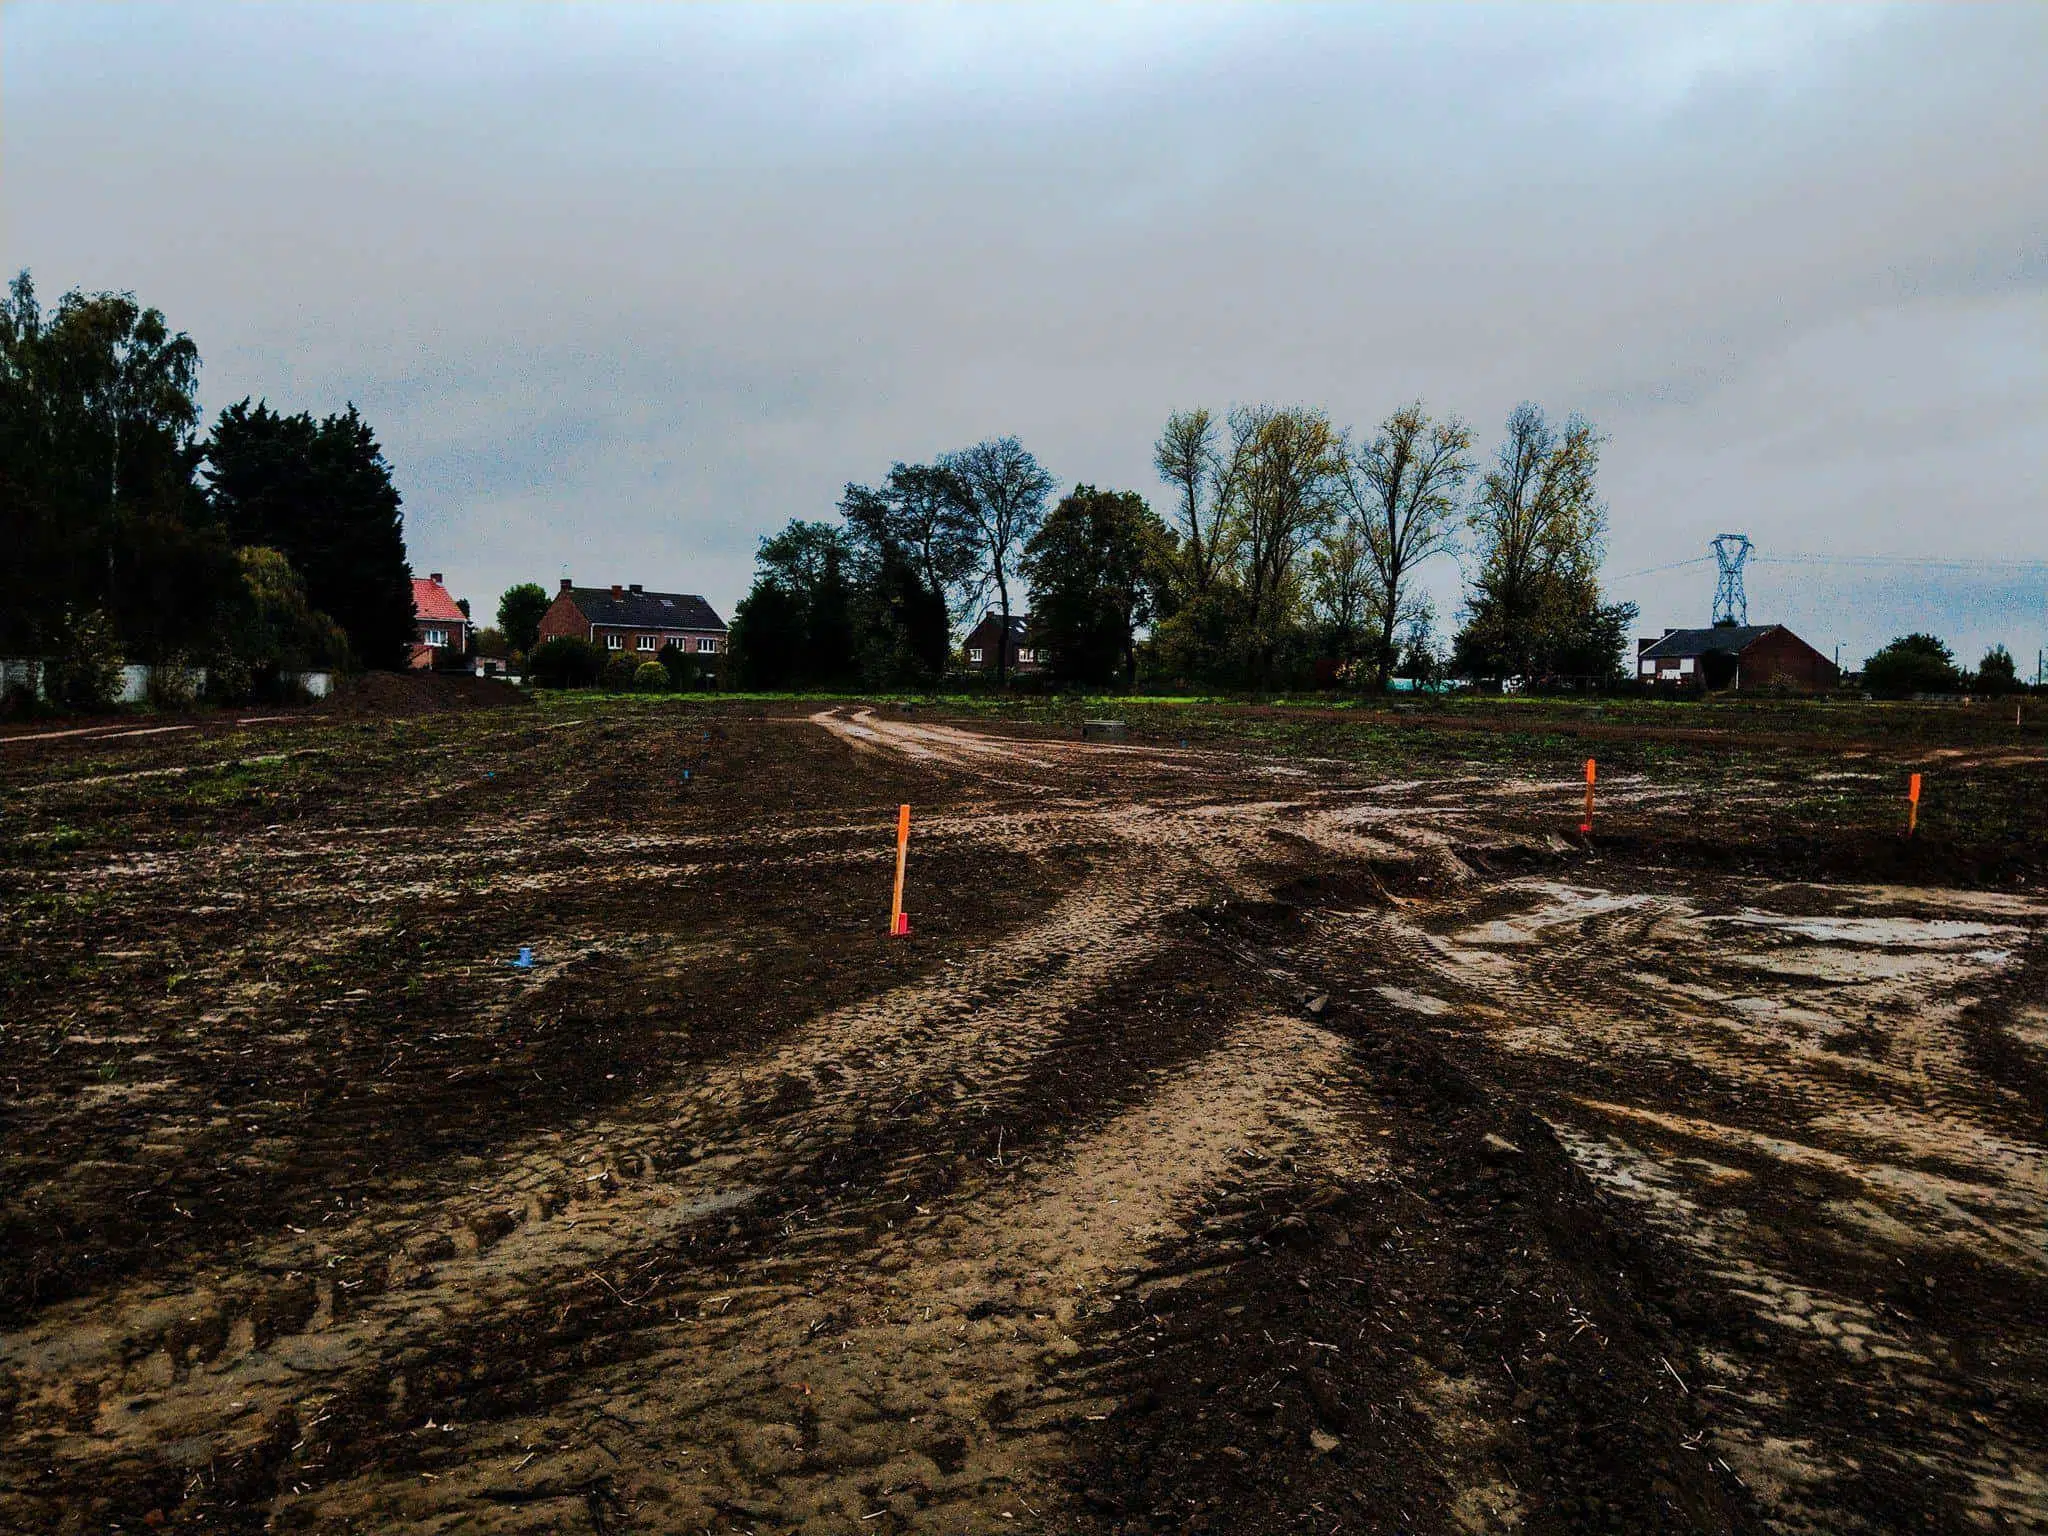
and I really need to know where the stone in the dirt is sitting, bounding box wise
[1303,1367,1348,1429]
[1309,1429,1342,1455]
[1480,1132,1524,1164]
[1304,993,1330,1017]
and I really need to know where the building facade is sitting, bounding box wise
[961,612,1045,676]
[410,573,469,670]
[1636,624,1838,691]
[535,580,728,671]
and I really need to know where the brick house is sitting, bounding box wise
[1636,624,1838,691]
[535,579,728,673]
[961,612,1046,676]
[410,573,469,670]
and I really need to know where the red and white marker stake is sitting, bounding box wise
[1580,757,1597,835]
[889,803,912,936]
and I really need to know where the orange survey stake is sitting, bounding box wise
[889,803,912,936]
[1580,757,1596,835]
[1907,772,1922,838]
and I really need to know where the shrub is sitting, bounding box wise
[1976,646,2020,696]
[633,660,669,692]
[528,636,603,689]
[0,681,44,720]
[47,609,123,712]
[145,656,199,710]
[658,641,703,690]
[601,652,641,692]
[203,654,254,706]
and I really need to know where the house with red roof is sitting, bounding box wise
[410,572,470,670]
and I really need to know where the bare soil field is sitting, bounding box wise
[3,695,2044,1534]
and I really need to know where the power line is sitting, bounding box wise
[1614,551,2048,579]
[1612,555,1712,581]
[1754,553,2048,571]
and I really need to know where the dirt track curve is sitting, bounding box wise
[2,705,2043,1534]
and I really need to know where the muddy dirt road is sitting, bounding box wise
[2,703,2043,1534]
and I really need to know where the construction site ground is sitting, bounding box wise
[3,691,2045,1535]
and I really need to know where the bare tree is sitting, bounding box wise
[1152,408,1240,601]
[1228,404,1345,683]
[838,461,979,622]
[1459,403,1607,679]
[1340,403,1473,689]
[940,436,1055,687]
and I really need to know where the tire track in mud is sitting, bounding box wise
[1340,874,2048,1532]
[2,715,1427,1531]
[14,705,2044,1534]
[285,1011,1383,1533]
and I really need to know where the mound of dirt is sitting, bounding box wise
[322,670,533,716]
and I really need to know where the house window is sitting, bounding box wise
[423,627,448,647]
[1640,660,1656,675]
[968,647,983,664]
[1679,657,1695,674]
[637,635,657,651]
[697,637,719,655]
[1017,648,1035,664]
[605,633,622,650]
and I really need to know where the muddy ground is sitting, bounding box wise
[2,696,2044,1534]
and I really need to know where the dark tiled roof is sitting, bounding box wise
[571,588,726,632]
[1640,625,1776,660]
[970,612,1033,636]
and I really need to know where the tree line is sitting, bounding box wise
[1,272,414,705]
[728,400,1636,691]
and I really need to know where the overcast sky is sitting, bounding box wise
[7,3,2044,668]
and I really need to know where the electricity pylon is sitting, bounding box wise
[1711,534,1753,626]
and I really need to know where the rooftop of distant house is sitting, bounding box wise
[557,580,726,632]
[412,573,466,624]
[1638,624,1783,659]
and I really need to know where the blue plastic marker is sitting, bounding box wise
[512,947,534,969]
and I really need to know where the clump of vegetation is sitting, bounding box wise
[527,636,602,689]
[657,641,703,690]
[633,660,669,691]
[496,582,550,664]
[1863,633,1959,697]
[1974,645,2021,695]
[3,270,412,687]
[144,654,200,710]
[46,609,124,711]
[600,652,641,692]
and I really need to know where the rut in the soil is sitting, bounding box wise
[7,706,2045,1536]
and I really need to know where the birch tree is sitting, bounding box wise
[1340,403,1473,688]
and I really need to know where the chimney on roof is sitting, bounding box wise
[611,583,623,601]
[560,577,573,593]
[629,583,642,594]
[429,572,442,585]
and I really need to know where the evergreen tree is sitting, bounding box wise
[728,521,861,690]
[204,399,414,668]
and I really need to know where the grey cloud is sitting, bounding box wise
[5,2,2042,661]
